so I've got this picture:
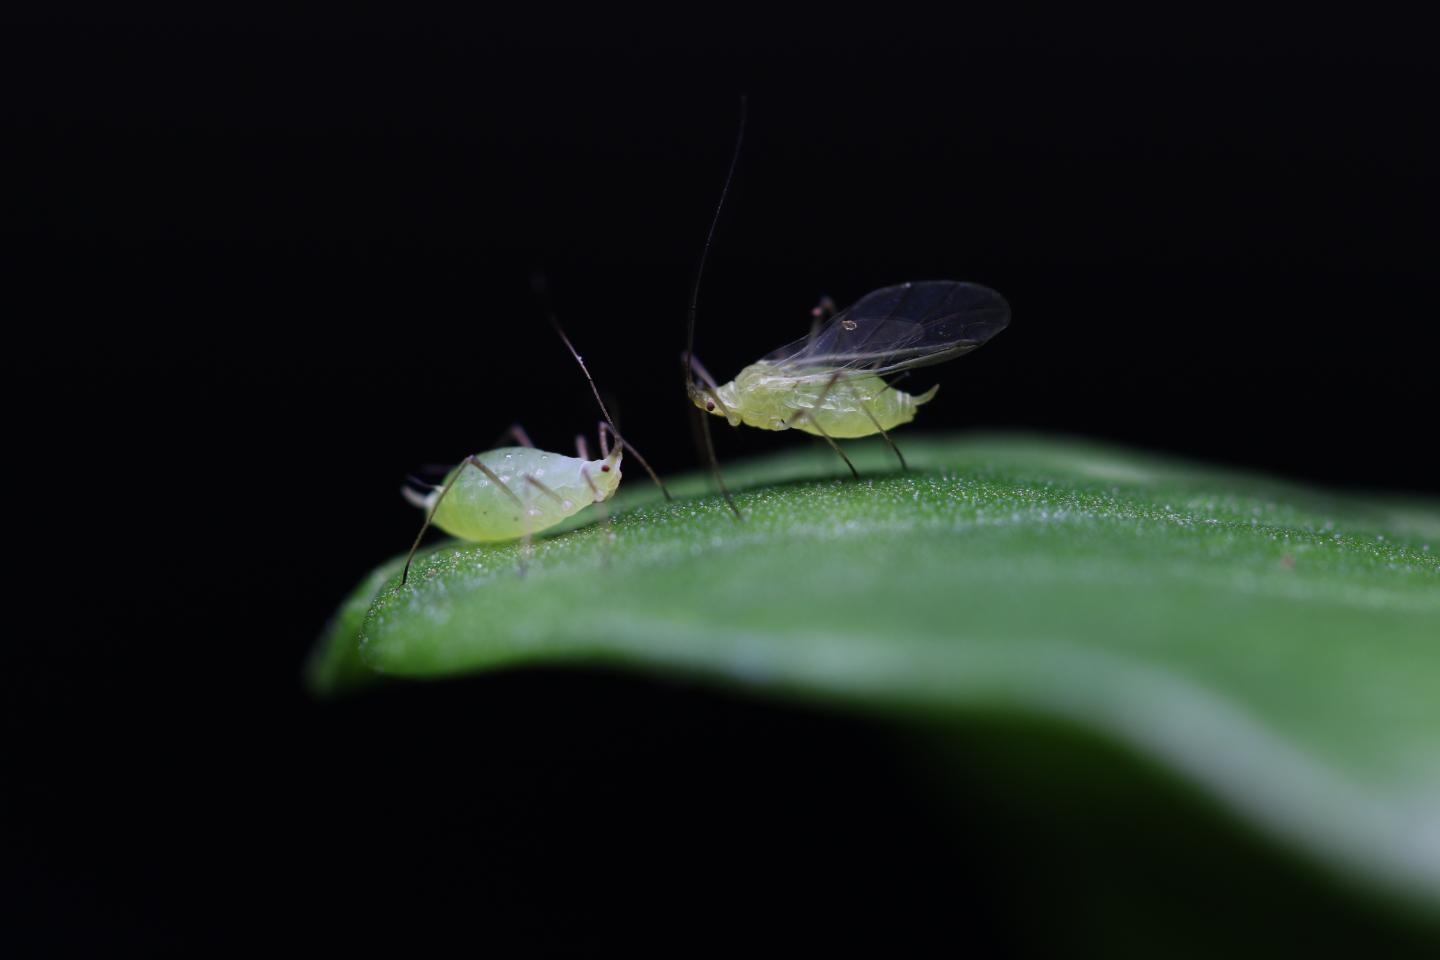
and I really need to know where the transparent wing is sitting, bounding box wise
[765,281,1010,378]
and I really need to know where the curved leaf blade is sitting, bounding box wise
[311,434,1440,911]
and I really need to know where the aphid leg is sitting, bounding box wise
[699,409,739,501]
[576,433,613,545]
[518,474,571,574]
[402,454,526,585]
[810,423,858,479]
[579,465,615,565]
[525,475,565,507]
[498,423,535,448]
[685,354,743,511]
[866,372,916,467]
[683,356,742,520]
[684,390,736,514]
[788,414,859,479]
[513,478,556,577]
[858,402,909,471]
[777,374,852,480]
[785,371,859,480]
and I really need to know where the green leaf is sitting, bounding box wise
[310,433,1440,914]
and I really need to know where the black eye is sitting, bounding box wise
[706,400,716,411]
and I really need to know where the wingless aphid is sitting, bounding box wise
[400,288,670,584]
[682,101,1011,508]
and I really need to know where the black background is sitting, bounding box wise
[7,7,1437,955]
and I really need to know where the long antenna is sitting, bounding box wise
[685,95,748,375]
[684,96,748,520]
[533,271,672,501]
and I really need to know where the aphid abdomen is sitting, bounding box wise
[776,372,938,439]
[431,447,595,542]
[724,363,935,438]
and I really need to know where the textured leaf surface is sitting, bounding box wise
[310,434,1440,912]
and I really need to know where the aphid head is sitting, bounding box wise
[687,379,717,414]
[688,379,739,426]
[590,448,623,502]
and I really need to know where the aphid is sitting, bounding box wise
[400,289,669,584]
[687,281,1010,472]
[682,100,1010,502]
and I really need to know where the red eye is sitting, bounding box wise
[601,464,610,472]
[706,400,716,411]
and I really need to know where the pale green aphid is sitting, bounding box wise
[687,281,1008,449]
[681,101,1009,511]
[404,439,623,543]
[694,363,938,439]
[401,306,668,584]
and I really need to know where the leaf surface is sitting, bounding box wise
[310,434,1440,912]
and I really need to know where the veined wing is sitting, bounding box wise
[765,281,1010,378]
